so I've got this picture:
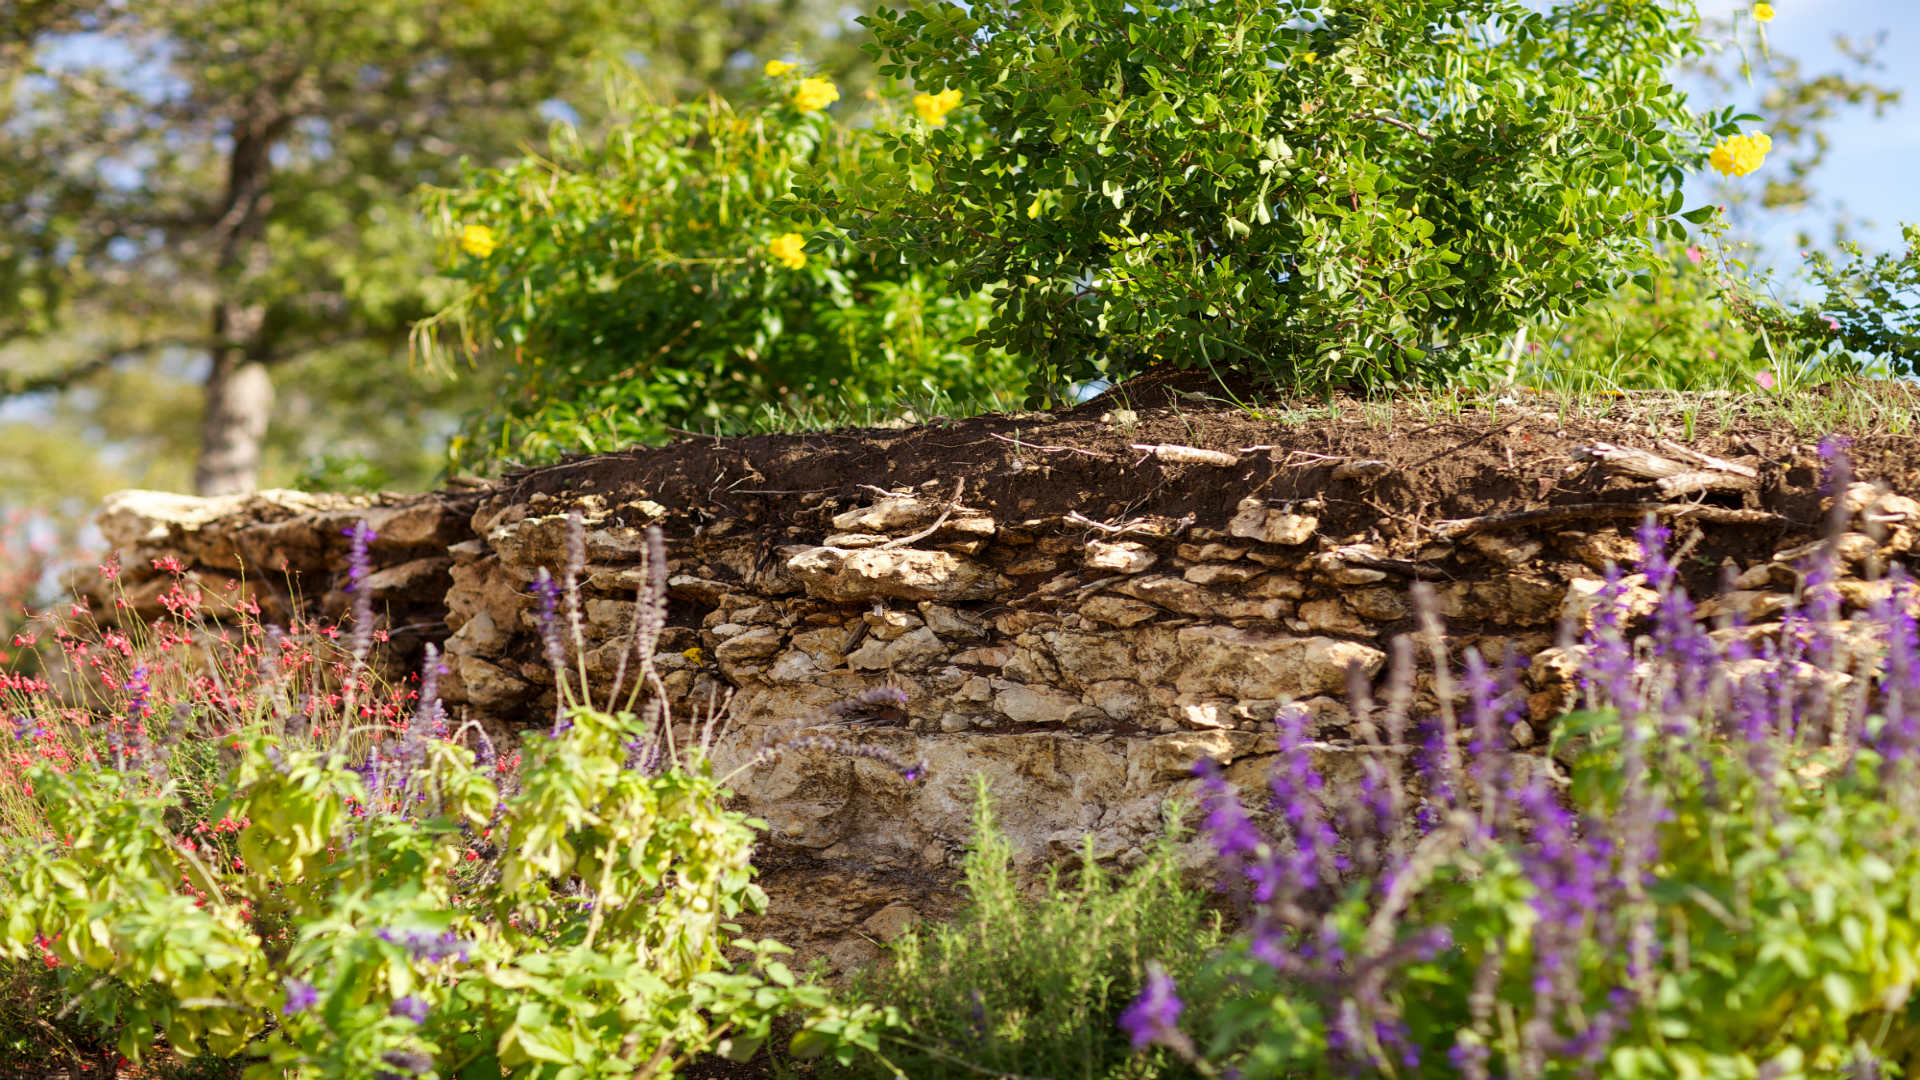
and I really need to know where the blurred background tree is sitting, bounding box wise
[0,0,871,500]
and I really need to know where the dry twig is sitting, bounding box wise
[878,478,969,550]
[1578,441,1758,496]
[1131,442,1241,467]
[1431,502,1783,540]
[1064,510,1195,537]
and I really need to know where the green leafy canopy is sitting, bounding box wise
[812,0,1737,397]
[417,74,1026,464]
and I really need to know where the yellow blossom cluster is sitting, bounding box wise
[1753,3,1774,23]
[1709,130,1772,177]
[792,77,840,113]
[459,224,496,258]
[913,88,963,127]
[764,59,796,77]
[768,232,807,270]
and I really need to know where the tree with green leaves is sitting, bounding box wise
[0,0,868,496]
[817,0,1731,398]
[415,70,1024,466]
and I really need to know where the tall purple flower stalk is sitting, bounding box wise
[1267,705,1344,895]
[1118,963,1187,1053]
[531,568,569,735]
[343,520,378,666]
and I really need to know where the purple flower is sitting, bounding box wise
[829,685,912,717]
[1637,518,1714,685]
[375,1049,434,1080]
[1448,1039,1492,1080]
[1374,1017,1420,1069]
[376,927,470,964]
[124,664,153,720]
[1581,564,1640,712]
[1268,706,1344,892]
[1118,963,1183,1050]
[533,568,565,671]
[1194,758,1272,900]
[343,520,378,589]
[414,645,449,738]
[532,568,570,734]
[282,978,319,1017]
[343,520,378,663]
[389,995,430,1024]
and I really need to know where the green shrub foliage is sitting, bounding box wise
[1490,247,1767,392]
[1756,223,1920,376]
[420,75,1023,466]
[0,522,892,1078]
[0,701,881,1078]
[845,777,1219,1080]
[821,0,1740,397]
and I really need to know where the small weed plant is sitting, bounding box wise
[845,777,1219,1080]
[1126,445,1920,1078]
[0,517,899,1078]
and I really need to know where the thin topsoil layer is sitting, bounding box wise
[496,375,1909,584]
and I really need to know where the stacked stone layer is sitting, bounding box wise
[87,445,1920,964]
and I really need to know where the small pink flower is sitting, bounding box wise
[1685,246,1705,264]
[1823,316,1840,332]
[1755,371,1777,390]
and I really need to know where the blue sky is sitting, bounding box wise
[1693,0,1917,263]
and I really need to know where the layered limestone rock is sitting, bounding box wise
[83,442,1920,963]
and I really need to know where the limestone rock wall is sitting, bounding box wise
[84,413,1920,965]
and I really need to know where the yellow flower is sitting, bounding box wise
[792,76,840,113]
[1302,51,1318,64]
[913,88,964,127]
[764,59,797,77]
[682,646,706,665]
[1708,130,1771,177]
[768,232,807,269]
[1753,3,1774,22]
[458,224,496,258]
[1026,198,1041,219]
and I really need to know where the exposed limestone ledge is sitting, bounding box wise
[81,420,1920,964]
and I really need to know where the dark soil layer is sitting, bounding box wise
[498,375,1912,591]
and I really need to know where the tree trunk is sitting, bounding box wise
[194,306,274,496]
[193,99,284,496]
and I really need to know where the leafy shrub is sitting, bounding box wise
[1736,223,1920,378]
[0,519,896,1077]
[1485,246,1768,392]
[1128,463,1920,1078]
[846,777,1218,1080]
[817,0,1737,397]
[418,72,1024,467]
